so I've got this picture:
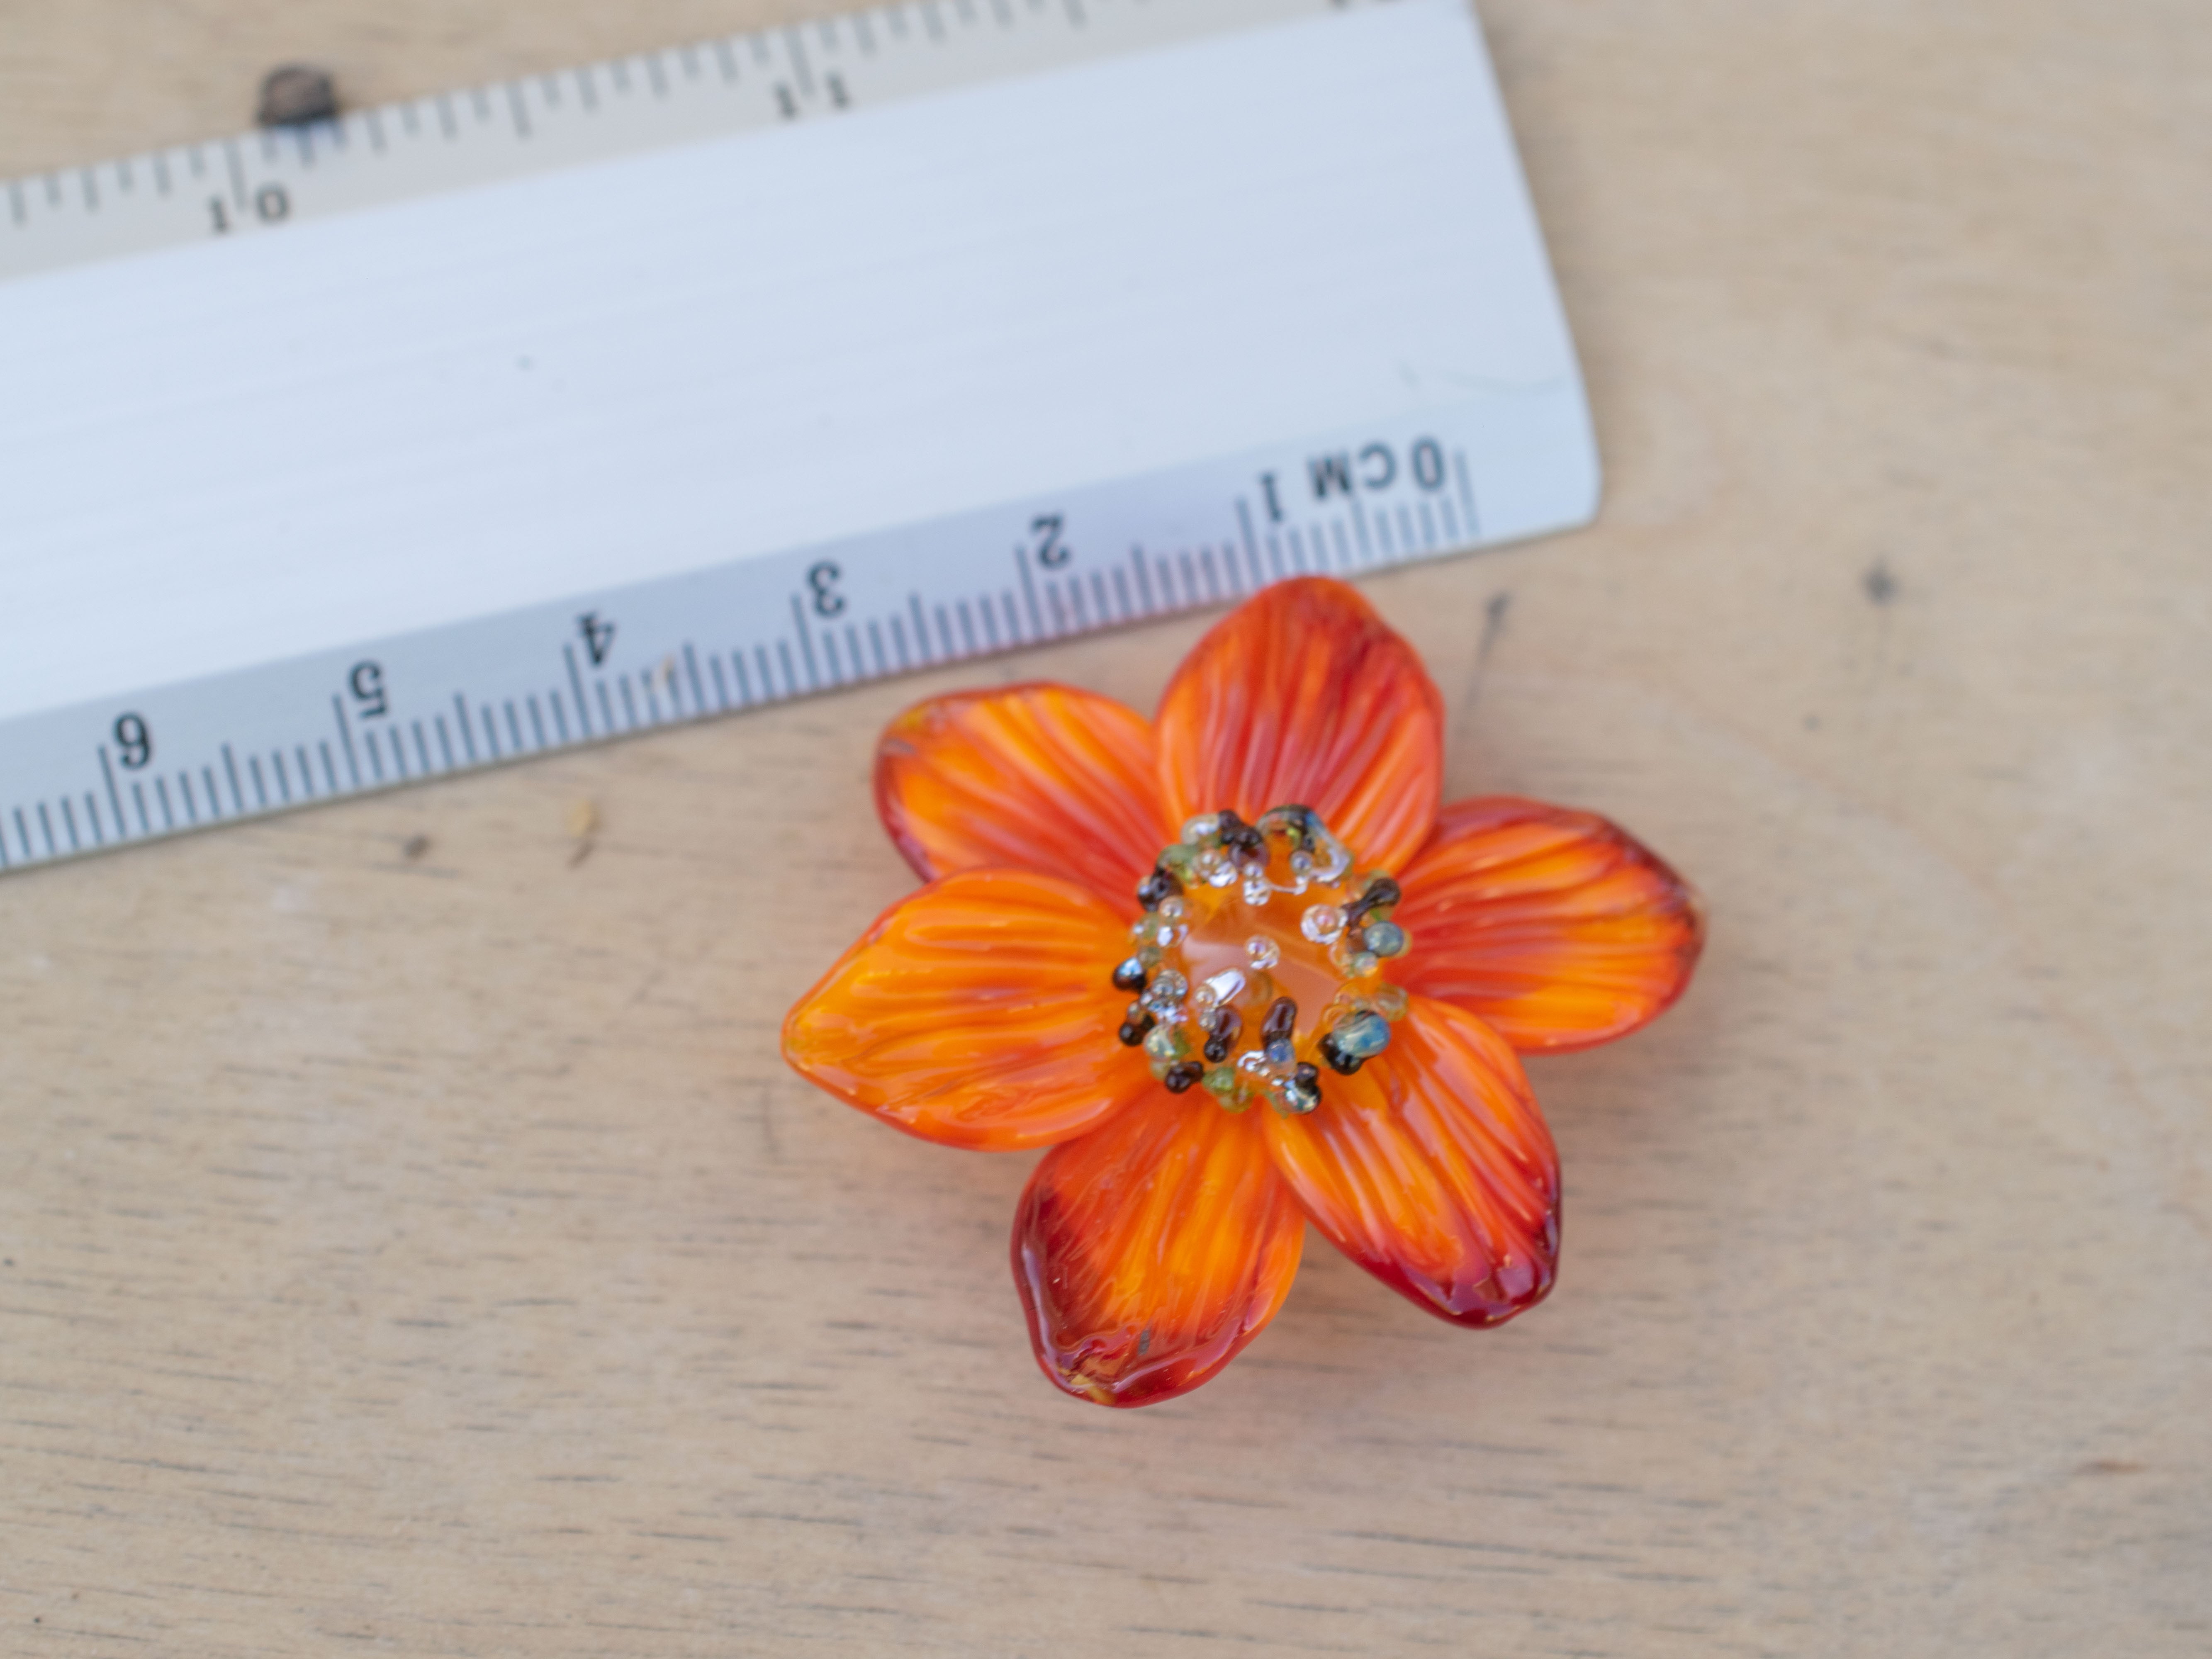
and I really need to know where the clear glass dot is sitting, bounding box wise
[1241,870,1272,907]
[1301,903,1346,944]
[1158,895,1188,922]
[1309,829,1353,884]
[1245,937,1280,971]
[1182,813,1220,844]
[1142,970,1189,1015]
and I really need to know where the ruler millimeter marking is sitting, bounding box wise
[0,0,1347,280]
[2,405,1502,872]
[0,0,1599,876]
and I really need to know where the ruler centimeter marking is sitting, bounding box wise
[0,412,1488,871]
[0,0,1599,876]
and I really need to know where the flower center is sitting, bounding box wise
[1110,806,1412,1115]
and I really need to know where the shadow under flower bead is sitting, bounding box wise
[783,577,1705,1407]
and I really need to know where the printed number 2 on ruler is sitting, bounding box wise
[0,0,1599,874]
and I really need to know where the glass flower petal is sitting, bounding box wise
[1263,993,1559,1327]
[1013,1088,1305,1407]
[875,682,1170,899]
[782,868,1152,1151]
[1153,578,1443,875]
[1394,795,1705,1052]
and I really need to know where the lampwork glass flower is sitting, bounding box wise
[783,577,1703,1406]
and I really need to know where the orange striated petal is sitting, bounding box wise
[1394,796,1705,1053]
[1263,995,1558,1327]
[1013,1088,1306,1407]
[1154,577,1443,874]
[781,868,1151,1151]
[875,683,1170,900]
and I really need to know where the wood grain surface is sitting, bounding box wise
[3,2,2208,1653]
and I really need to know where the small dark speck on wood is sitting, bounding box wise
[1863,560,1898,606]
[401,834,431,861]
[567,800,599,867]
[1460,590,1512,718]
[258,64,340,127]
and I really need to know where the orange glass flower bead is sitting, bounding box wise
[783,577,1704,1407]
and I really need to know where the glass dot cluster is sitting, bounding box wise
[1110,805,1412,1114]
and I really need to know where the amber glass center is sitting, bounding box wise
[1111,807,1412,1114]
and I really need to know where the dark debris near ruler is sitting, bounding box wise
[258,65,340,128]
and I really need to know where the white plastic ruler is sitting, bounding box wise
[0,0,1598,874]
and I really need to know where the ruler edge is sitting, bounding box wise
[0,0,1403,283]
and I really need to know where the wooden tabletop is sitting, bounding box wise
[4,2,2207,1653]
